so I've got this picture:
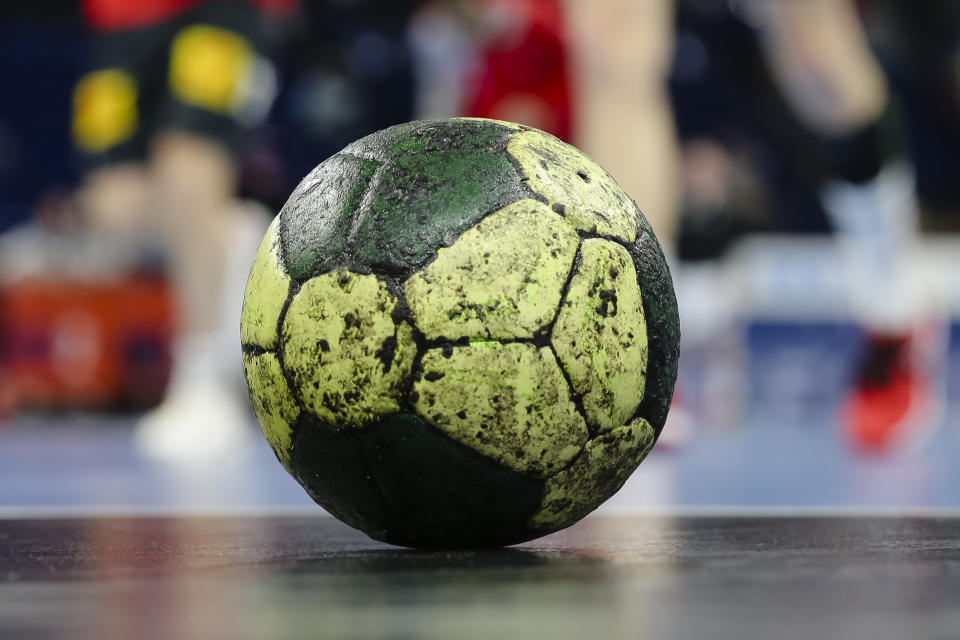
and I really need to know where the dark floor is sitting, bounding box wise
[1,514,958,640]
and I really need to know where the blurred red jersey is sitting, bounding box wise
[83,0,296,32]
[464,0,572,142]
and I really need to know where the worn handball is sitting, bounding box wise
[241,118,679,548]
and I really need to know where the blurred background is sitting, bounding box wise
[0,0,958,513]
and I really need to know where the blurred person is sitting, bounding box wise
[740,0,944,452]
[564,0,941,453]
[72,0,291,460]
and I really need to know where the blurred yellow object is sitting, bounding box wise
[72,69,138,152]
[168,24,253,114]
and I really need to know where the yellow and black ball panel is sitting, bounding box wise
[506,129,639,243]
[288,411,546,548]
[502,122,679,442]
[280,270,416,428]
[241,350,298,472]
[404,198,579,341]
[552,238,648,434]
[628,217,680,439]
[285,410,393,534]
[412,342,588,479]
[499,122,678,440]
[279,119,538,282]
[241,216,291,350]
[278,154,383,281]
[529,417,656,531]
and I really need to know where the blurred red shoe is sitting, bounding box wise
[842,325,945,454]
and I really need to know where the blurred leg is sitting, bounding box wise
[77,164,150,236]
[149,130,236,340]
[749,0,916,329]
[747,0,943,452]
[134,129,264,461]
[133,7,278,460]
[563,0,679,247]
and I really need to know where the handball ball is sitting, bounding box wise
[240,118,679,548]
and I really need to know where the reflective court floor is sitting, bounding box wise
[1,514,958,640]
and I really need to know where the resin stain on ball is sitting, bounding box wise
[241,118,680,548]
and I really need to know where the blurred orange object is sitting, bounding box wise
[0,275,173,414]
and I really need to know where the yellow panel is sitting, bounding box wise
[241,217,290,350]
[282,270,416,428]
[242,350,298,469]
[552,239,647,432]
[507,129,639,243]
[530,417,655,530]
[413,342,588,478]
[405,199,579,341]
